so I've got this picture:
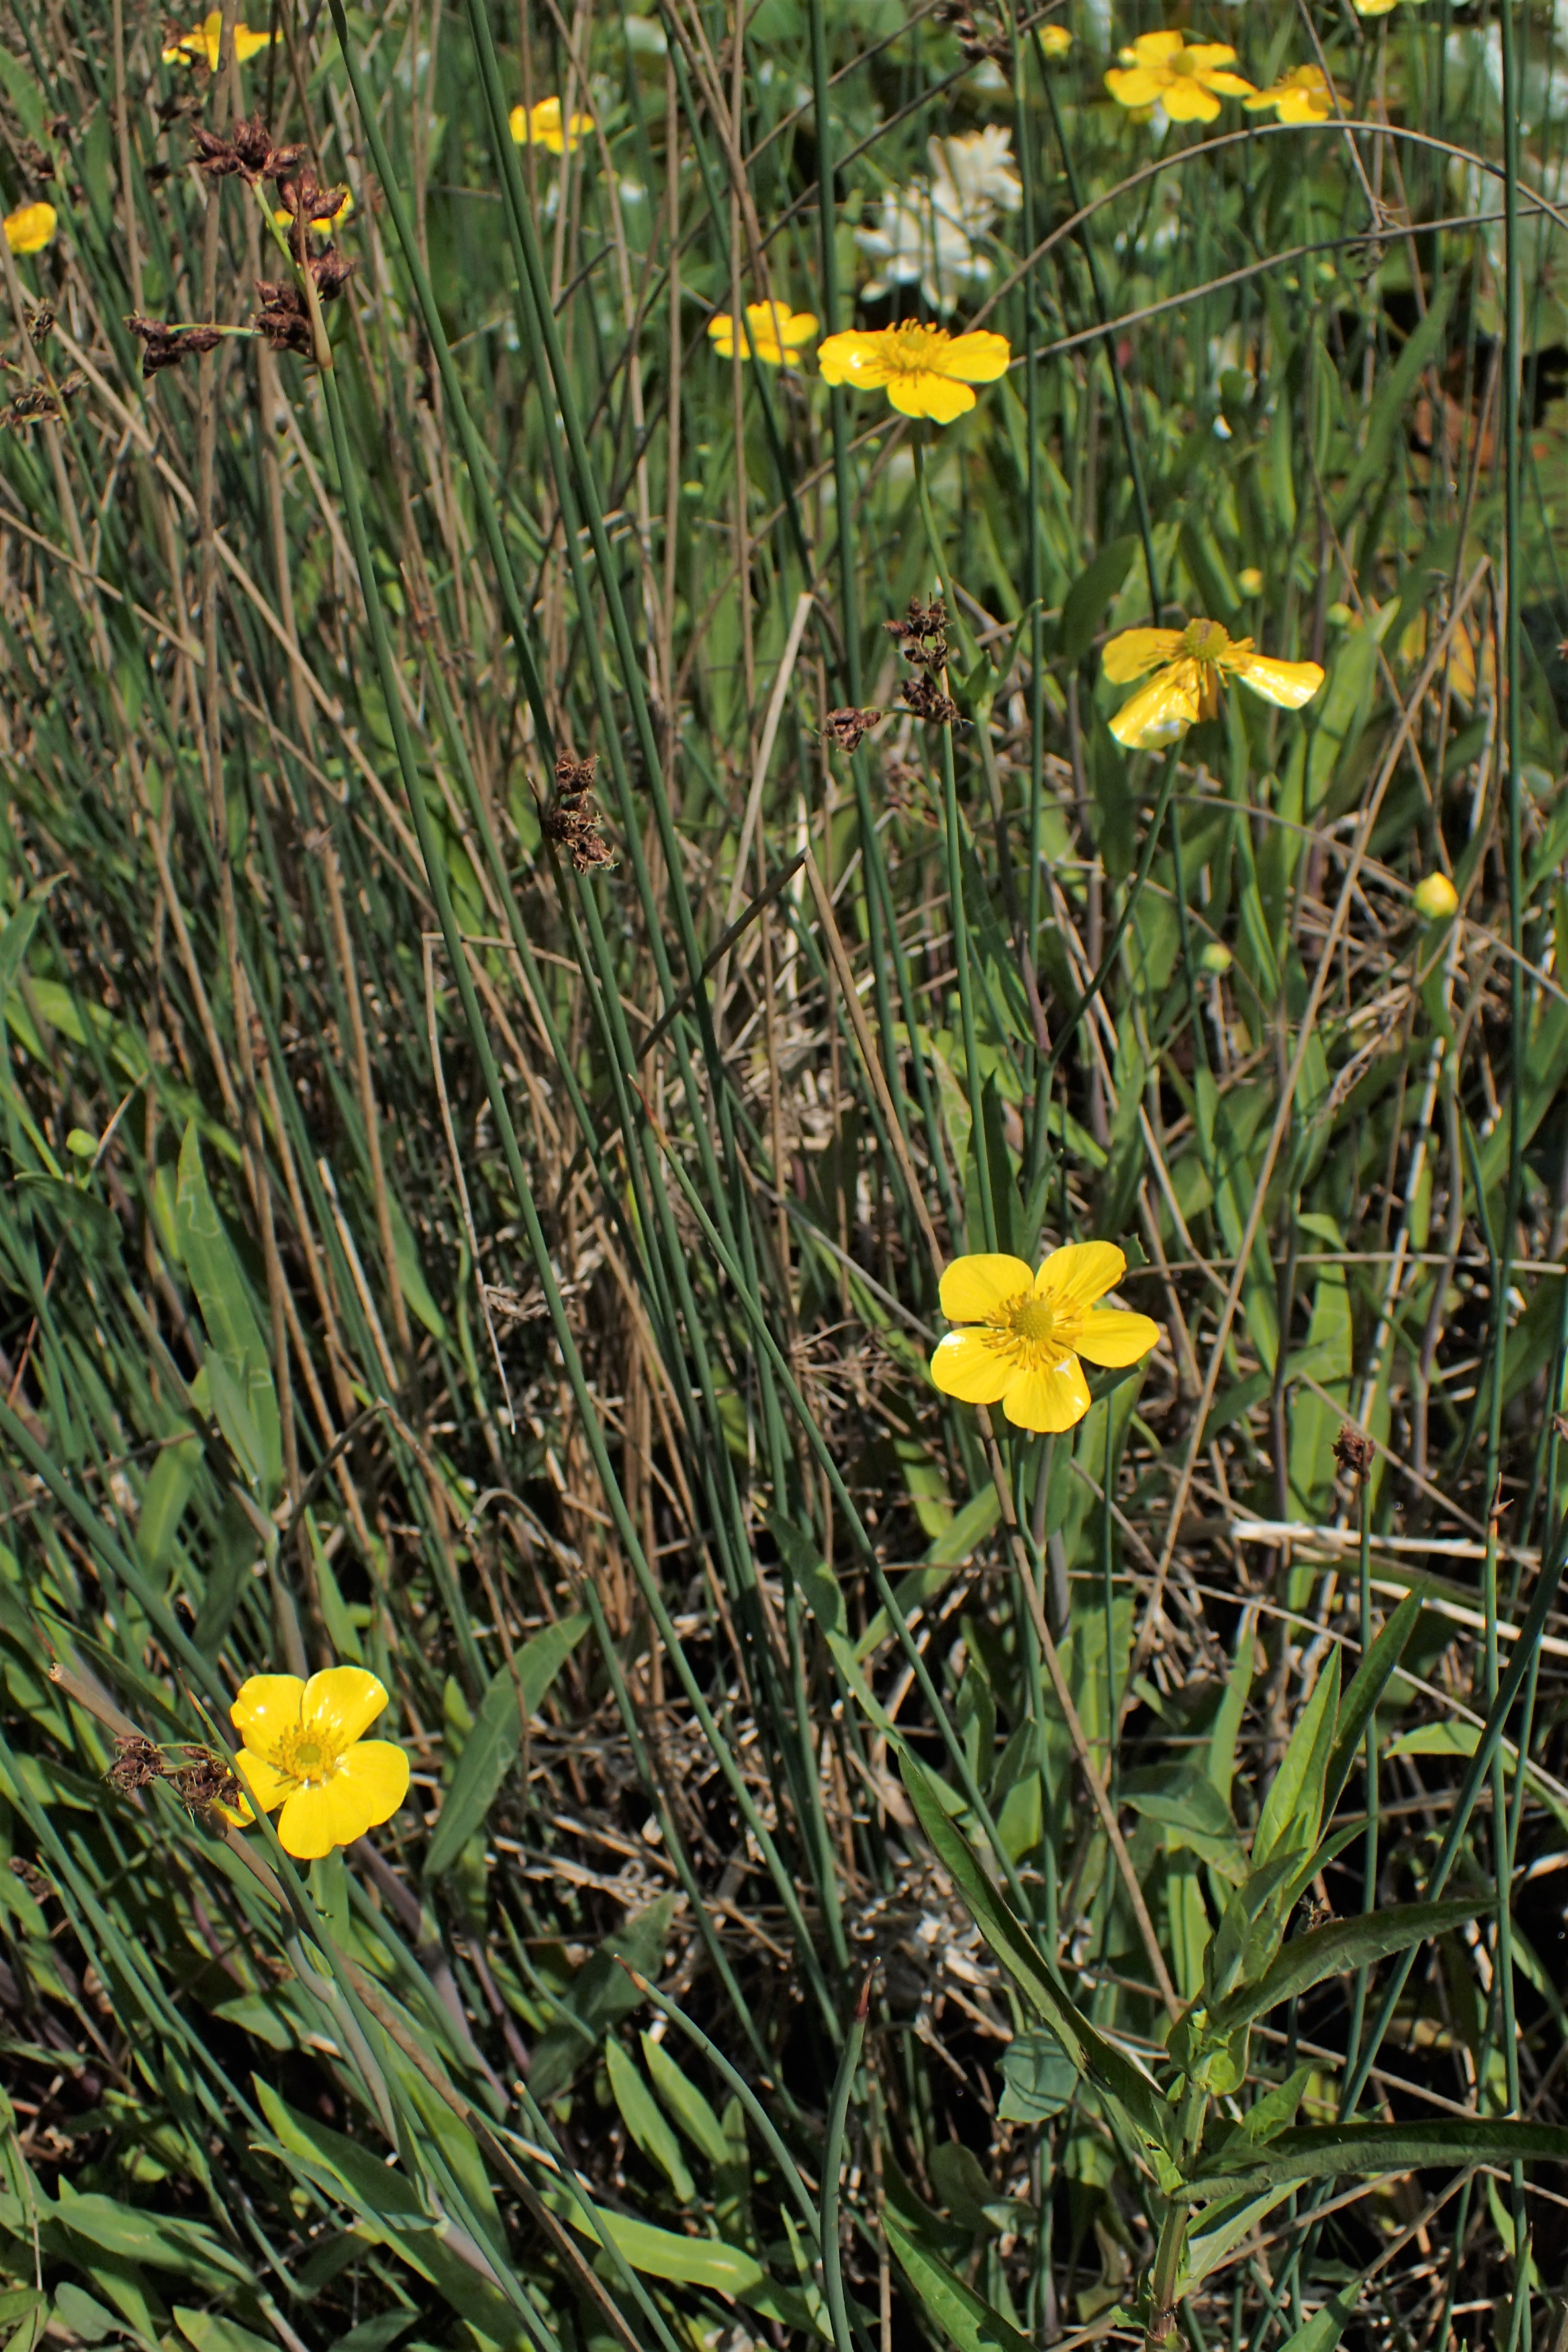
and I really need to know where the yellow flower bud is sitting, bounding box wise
[1413,872,1458,922]
[1199,941,1233,974]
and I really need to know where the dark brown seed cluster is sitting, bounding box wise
[936,0,1010,67]
[192,118,303,185]
[128,315,223,377]
[0,374,83,427]
[822,706,881,754]
[253,244,354,356]
[542,751,616,874]
[1332,1422,1376,1479]
[106,1732,240,1819]
[886,596,960,726]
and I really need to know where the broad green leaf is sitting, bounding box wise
[998,2026,1079,2124]
[53,2186,251,2286]
[884,2209,1031,2352]
[1207,1899,1488,2038]
[1122,1765,1247,1882]
[561,2202,817,2332]
[641,2032,730,2171]
[528,1894,678,2103]
[1179,2184,1297,2292]
[1252,1649,1339,1870]
[1324,1590,1422,1816]
[175,1122,282,1500]
[1060,537,1139,664]
[899,1751,1174,2155]
[1269,2277,1362,2352]
[176,2311,277,2352]
[606,2039,694,2203]
[423,1614,588,1875]
[1190,2118,1568,2199]
[1207,1608,1257,1806]
[1200,1851,1301,2011]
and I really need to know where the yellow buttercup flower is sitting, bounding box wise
[162,10,273,67]
[1037,23,1073,55]
[817,322,1011,424]
[1413,872,1458,921]
[1106,31,1255,121]
[509,96,594,155]
[225,1666,409,1861]
[4,203,56,256]
[932,1243,1160,1434]
[1102,618,1324,750]
[1245,63,1335,122]
[708,300,819,366]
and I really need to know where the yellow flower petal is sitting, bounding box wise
[1183,42,1241,69]
[1128,30,1187,63]
[817,330,892,388]
[939,1253,1037,1321]
[1231,652,1325,709]
[231,1674,306,1751]
[931,1329,1015,1406]
[941,330,1012,385]
[4,202,56,256]
[1108,663,1202,749]
[889,371,975,422]
[233,1749,293,1816]
[1102,628,1183,683]
[302,1665,389,1751]
[1035,1241,1128,1317]
[1072,1308,1161,1368]
[1002,1355,1091,1433]
[1274,88,1332,121]
[1106,66,1169,107]
[276,1740,409,1860]
[233,22,272,58]
[1198,71,1258,96]
[1161,81,1224,120]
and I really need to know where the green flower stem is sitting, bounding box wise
[820,1973,871,2352]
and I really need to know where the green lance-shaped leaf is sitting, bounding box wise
[605,2039,695,2204]
[884,2209,1032,2352]
[1205,1898,1489,2040]
[1323,1589,1422,1819]
[174,1121,282,1500]
[423,1614,589,1876]
[1187,2118,1568,2201]
[1252,1646,1339,1872]
[528,1894,678,2103]
[899,1750,1176,2157]
[1268,2276,1364,2352]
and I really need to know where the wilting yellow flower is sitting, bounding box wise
[225,1666,409,1860]
[1106,31,1255,121]
[4,203,56,256]
[1037,23,1073,55]
[509,96,594,155]
[274,186,353,238]
[1102,618,1324,749]
[817,322,1010,424]
[708,300,818,366]
[1245,63,1335,122]
[162,10,273,67]
[1413,872,1459,921]
[932,1243,1160,1434]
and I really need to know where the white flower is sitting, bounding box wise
[856,125,1020,313]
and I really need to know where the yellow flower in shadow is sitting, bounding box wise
[509,96,595,155]
[817,322,1010,424]
[930,1242,1160,1434]
[1245,63,1335,122]
[4,203,56,255]
[223,1666,409,1860]
[1102,618,1324,749]
[163,10,272,67]
[708,300,819,365]
[1106,31,1255,121]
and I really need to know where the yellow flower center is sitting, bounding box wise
[1178,619,1230,662]
[274,1729,337,1785]
[988,1290,1063,1366]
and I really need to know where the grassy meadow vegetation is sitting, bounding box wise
[0,1,1565,2350]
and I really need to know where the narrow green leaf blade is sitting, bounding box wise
[1209,1899,1488,2038]
[884,2209,1032,2352]
[424,1615,587,1876]
[1190,2118,1568,2199]
[1324,1590,1422,1818]
[899,1750,1174,2153]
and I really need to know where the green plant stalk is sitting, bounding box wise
[1342,1463,1378,2083]
[913,435,995,1248]
[313,353,841,2040]
[820,1975,871,2352]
